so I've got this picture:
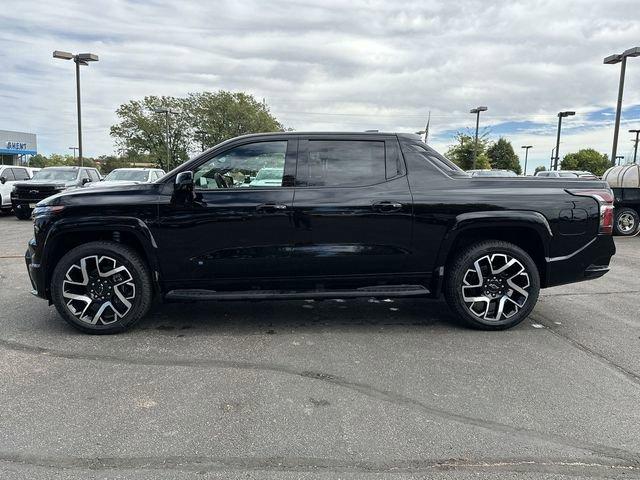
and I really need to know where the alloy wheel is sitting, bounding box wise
[461,253,531,322]
[62,255,136,325]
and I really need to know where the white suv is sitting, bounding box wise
[0,165,33,212]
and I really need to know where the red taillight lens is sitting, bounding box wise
[567,189,615,235]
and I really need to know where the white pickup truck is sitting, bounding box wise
[603,164,640,236]
[0,165,36,213]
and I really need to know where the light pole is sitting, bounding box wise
[195,129,207,152]
[470,106,487,169]
[550,147,556,170]
[53,51,99,167]
[521,145,532,176]
[554,111,575,170]
[153,108,179,170]
[615,155,625,166]
[68,146,78,159]
[630,129,640,163]
[604,47,640,166]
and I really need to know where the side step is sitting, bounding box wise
[165,285,430,301]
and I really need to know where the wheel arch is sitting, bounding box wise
[434,211,552,292]
[41,217,161,299]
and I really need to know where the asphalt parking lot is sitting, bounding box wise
[0,214,639,479]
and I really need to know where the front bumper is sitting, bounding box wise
[25,238,47,299]
[545,235,616,288]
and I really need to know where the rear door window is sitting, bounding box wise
[303,140,386,187]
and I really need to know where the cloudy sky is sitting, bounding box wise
[1,0,639,171]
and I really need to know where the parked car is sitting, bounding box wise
[602,164,640,236]
[535,170,598,179]
[88,168,165,188]
[11,166,102,219]
[0,165,33,213]
[467,169,517,177]
[25,132,615,334]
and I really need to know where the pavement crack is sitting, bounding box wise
[541,290,640,297]
[1,337,639,464]
[0,453,638,476]
[531,313,640,389]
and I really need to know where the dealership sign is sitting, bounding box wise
[6,141,28,150]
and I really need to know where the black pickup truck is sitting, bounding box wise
[11,166,102,219]
[25,132,616,334]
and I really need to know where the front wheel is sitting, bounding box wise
[14,207,32,220]
[444,241,540,330]
[614,208,639,236]
[51,241,153,334]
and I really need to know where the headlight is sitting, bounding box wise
[32,205,65,217]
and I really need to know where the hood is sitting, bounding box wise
[38,182,157,206]
[14,180,68,189]
[86,180,143,188]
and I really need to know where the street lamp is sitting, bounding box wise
[195,129,207,152]
[69,146,78,159]
[521,145,532,176]
[470,106,487,169]
[604,47,640,166]
[553,111,575,170]
[53,51,99,167]
[629,129,640,163]
[615,155,625,166]
[153,108,180,169]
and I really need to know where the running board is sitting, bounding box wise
[165,285,430,301]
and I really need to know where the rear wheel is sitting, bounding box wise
[444,241,540,330]
[51,241,153,334]
[614,208,639,236]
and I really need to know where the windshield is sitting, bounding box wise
[104,170,149,182]
[254,168,283,181]
[32,169,77,181]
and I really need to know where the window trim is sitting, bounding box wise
[192,138,297,193]
[296,137,403,189]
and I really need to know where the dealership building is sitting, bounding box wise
[0,129,37,165]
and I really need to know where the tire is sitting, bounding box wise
[14,207,32,220]
[50,241,153,334]
[444,240,540,330]
[614,208,640,236]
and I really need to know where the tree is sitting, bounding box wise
[110,96,192,171]
[445,133,491,170]
[534,165,547,174]
[187,91,283,148]
[486,138,522,175]
[561,149,610,176]
[27,153,97,169]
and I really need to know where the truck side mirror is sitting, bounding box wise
[175,171,194,191]
[82,178,91,185]
[0,176,5,185]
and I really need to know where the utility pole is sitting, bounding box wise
[153,108,179,170]
[630,129,640,163]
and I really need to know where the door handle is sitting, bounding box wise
[257,203,288,212]
[373,201,403,212]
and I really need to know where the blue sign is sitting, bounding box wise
[6,141,28,150]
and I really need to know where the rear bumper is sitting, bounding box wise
[545,235,616,288]
[25,238,47,299]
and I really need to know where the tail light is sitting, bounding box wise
[567,189,614,235]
